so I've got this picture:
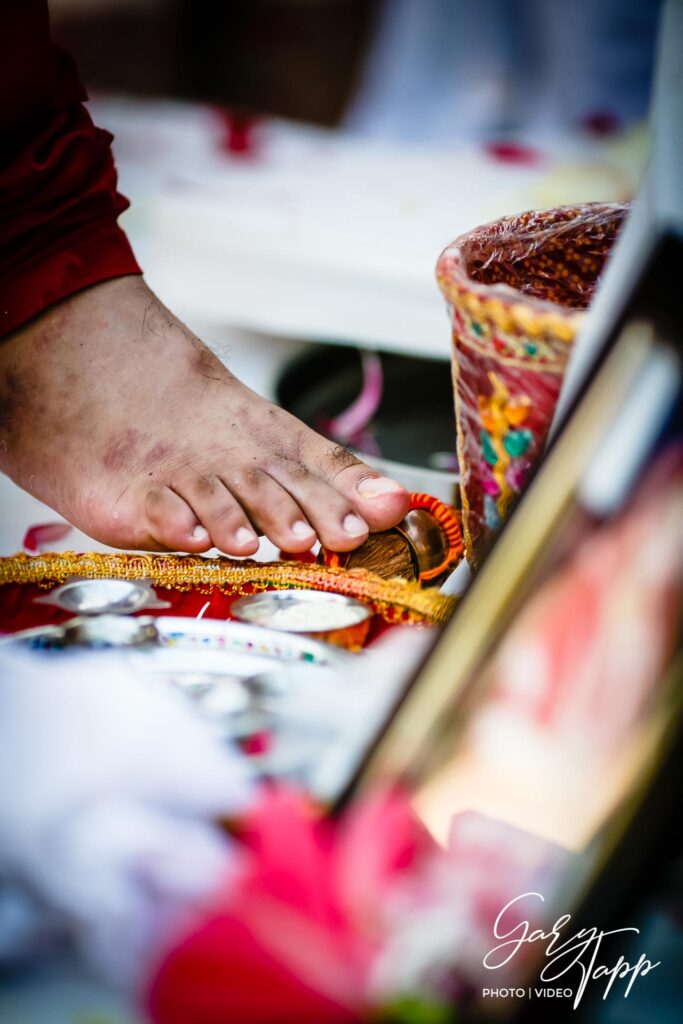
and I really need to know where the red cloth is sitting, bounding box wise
[0,2,141,338]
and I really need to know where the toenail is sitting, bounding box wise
[236,526,257,545]
[343,514,368,537]
[357,476,405,498]
[192,525,210,542]
[292,520,315,539]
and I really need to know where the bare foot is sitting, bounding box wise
[0,277,409,555]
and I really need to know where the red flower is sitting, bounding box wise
[147,785,433,1024]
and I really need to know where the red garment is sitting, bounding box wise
[0,2,141,338]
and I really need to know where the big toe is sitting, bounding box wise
[351,472,411,527]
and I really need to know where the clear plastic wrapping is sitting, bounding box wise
[437,202,629,566]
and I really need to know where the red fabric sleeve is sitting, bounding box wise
[0,1,142,338]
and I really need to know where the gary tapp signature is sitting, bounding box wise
[482,892,660,1009]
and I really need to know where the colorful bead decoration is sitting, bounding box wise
[503,429,532,458]
[481,430,499,466]
[476,374,537,522]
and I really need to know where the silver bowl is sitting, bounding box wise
[34,578,170,616]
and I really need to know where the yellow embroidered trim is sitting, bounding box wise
[454,323,570,373]
[437,273,582,344]
[451,355,475,564]
[0,552,456,626]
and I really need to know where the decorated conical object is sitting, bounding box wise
[437,203,628,567]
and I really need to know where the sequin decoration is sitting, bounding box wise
[477,373,535,521]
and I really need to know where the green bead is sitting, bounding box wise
[481,430,498,466]
[503,429,533,457]
[472,320,483,336]
[526,342,538,355]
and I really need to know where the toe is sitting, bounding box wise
[177,473,259,556]
[145,486,212,552]
[305,439,409,531]
[227,467,318,553]
[268,459,370,552]
[351,471,411,526]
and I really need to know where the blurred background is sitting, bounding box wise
[51,0,380,127]
[51,0,661,137]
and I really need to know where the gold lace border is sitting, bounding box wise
[437,272,582,343]
[0,551,456,626]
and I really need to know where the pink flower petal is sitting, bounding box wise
[23,522,73,553]
[484,141,543,166]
